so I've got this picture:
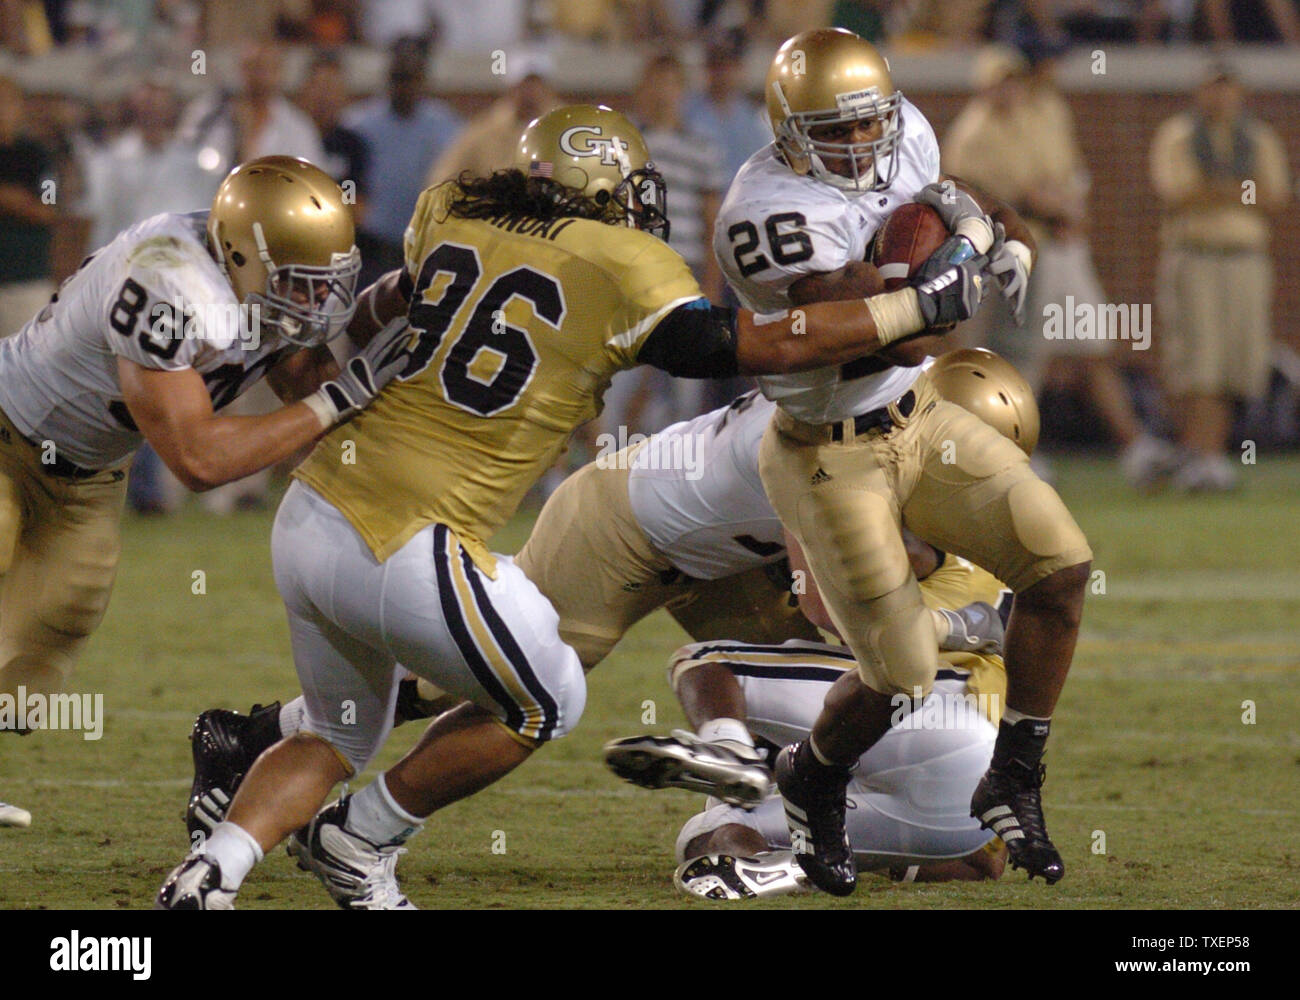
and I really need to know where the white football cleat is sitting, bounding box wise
[675,851,811,900]
[155,854,237,910]
[1121,433,1182,491]
[604,730,772,807]
[0,800,31,828]
[288,797,418,910]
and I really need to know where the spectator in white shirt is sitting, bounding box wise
[178,40,327,199]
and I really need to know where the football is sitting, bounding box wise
[870,202,951,290]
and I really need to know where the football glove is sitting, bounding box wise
[917,179,995,255]
[911,256,991,329]
[306,317,416,428]
[987,222,1033,326]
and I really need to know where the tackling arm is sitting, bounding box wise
[119,360,334,492]
[787,261,947,368]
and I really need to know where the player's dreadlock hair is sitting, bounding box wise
[442,169,619,226]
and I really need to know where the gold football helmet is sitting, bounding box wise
[514,104,669,238]
[929,348,1040,456]
[208,155,361,347]
[766,28,903,192]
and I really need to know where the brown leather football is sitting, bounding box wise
[870,202,950,290]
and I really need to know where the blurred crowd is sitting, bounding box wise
[0,1,1295,513]
[3,0,1300,52]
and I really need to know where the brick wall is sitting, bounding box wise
[912,90,1300,363]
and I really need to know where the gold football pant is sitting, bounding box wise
[514,450,818,671]
[758,372,1091,697]
[0,407,127,703]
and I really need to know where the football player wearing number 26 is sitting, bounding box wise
[0,156,410,829]
[716,29,1092,893]
[156,102,1000,908]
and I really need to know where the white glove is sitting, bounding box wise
[987,222,1033,326]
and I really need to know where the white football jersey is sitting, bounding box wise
[714,98,942,424]
[628,390,784,580]
[0,212,290,470]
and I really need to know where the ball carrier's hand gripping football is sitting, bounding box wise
[865,232,998,348]
[916,180,1032,325]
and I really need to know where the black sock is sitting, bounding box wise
[793,740,852,792]
[992,717,1050,771]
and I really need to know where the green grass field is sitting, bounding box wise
[1,455,1298,909]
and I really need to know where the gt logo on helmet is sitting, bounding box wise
[559,126,631,167]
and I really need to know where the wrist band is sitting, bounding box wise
[955,216,994,255]
[864,288,926,346]
[302,389,338,431]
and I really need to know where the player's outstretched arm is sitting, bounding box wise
[733,259,988,375]
[118,317,417,491]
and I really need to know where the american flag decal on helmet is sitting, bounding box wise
[529,160,554,178]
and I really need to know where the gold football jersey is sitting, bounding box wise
[295,184,704,575]
[918,553,1012,723]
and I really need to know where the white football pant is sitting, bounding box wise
[271,481,585,774]
[673,639,996,866]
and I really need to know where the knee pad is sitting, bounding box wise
[557,625,618,673]
[852,580,939,697]
[0,480,19,577]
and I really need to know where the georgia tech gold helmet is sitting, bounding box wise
[929,348,1040,456]
[766,28,903,192]
[514,104,669,238]
[208,155,361,347]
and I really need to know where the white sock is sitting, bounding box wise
[279,698,306,737]
[697,718,753,748]
[204,821,264,890]
[1001,707,1051,726]
[346,775,424,845]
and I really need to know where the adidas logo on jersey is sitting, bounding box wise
[810,467,832,485]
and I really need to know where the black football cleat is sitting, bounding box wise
[970,759,1064,884]
[186,702,282,841]
[774,743,856,897]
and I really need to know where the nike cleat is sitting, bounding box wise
[774,743,856,897]
[970,759,1064,883]
[186,702,282,840]
[675,851,810,900]
[603,729,771,807]
[0,800,31,828]
[287,797,418,910]
[155,854,236,910]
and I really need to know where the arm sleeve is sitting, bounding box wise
[634,297,740,378]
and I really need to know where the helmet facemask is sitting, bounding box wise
[608,165,670,240]
[773,81,904,192]
[243,223,361,348]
